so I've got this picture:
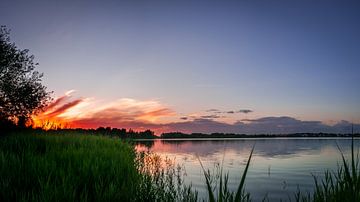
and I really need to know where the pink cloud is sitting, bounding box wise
[32,91,359,135]
[33,91,175,132]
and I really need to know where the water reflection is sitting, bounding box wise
[136,138,357,158]
[135,138,359,201]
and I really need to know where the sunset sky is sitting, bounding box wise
[1,0,359,134]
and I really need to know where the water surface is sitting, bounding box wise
[136,138,360,201]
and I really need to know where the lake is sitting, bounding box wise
[135,138,360,201]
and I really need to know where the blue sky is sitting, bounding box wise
[1,0,359,133]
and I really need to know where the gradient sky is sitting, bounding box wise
[1,0,360,133]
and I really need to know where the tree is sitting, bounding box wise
[0,26,52,128]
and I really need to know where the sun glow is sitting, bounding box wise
[31,118,69,130]
[31,91,176,131]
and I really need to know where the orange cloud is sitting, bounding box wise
[32,91,175,132]
[43,95,67,112]
[69,99,175,132]
[31,91,360,135]
[138,108,174,122]
[45,99,84,118]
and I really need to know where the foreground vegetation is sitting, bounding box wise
[0,131,359,201]
[0,132,139,201]
[294,137,360,202]
[0,132,197,202]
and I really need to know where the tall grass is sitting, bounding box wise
[198,138,359,202]
[295,136,360,202]
[136,152,198,202]
[199,145,254,202]
[0,132,198,202]
[0,133,139,201]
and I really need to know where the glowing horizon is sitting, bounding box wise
[30,90,359,135]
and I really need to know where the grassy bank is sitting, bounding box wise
[0,132,198,202]
[1,132,358,202]
[0,132,139,201]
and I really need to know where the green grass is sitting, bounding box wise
[0,132,140,201]
[0,132,198,202]
[1,132,359,202]
[198,145,254,202]
[136,152,198,202]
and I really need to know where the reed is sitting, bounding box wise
[295,134,359,202]
[198,145,254,202]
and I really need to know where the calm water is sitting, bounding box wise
[135,138,360,201]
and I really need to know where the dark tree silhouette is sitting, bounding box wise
[0,26,52,128]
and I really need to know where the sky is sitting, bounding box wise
[1,0,360,134]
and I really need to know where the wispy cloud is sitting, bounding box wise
[206,109,220,112]
[45,99,84,118]
[200,115,221,119]
[238,109,253,114]
[205,109,254,114]
[32,91,358,135]
[33,92,175,130]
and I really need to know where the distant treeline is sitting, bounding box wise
[29,127,158,139]
[160,132,360,139]
[22,127,360,139]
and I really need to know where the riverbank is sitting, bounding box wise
[1,132,359,201]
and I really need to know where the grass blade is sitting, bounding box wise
[235,144,255,202]
[198,157,215,202]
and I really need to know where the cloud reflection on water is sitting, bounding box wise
[136,138,358,159]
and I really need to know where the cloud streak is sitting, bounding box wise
[162,117,359,135]
[205,109,254,114]
[238,109,253,114]
[45,99,84,118]
[32,92,174,130]
[32,92,358,135]
[200,115,221,119]
[206,109,220,112]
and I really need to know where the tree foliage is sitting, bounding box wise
[0,26,51,127]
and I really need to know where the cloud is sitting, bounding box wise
[65,89,76,96]
[32,92,175,131]
[43,93,73,112]
[200,115,221,119]
[139,108,174,121]
[178,113,224,121]
[86,99,174,123]
[233,116,326,134]
[32,91,359,135]
[161,116,359,135]
[205,109,253,114]
[206,109,220,112]
[75,102,174,125]
[45,99,84,118]
[238,109,253,114]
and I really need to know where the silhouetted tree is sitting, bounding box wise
[0,26,51,128]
